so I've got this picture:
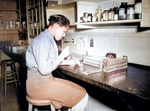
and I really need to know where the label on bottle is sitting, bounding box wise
[135,3,141,13]
[109,12,111,20]
[88,16,91,22]
[119,8,126,20]
[103,13,106,20]
[84,17,88,22]
[127,7,135,19]
[114,14,118,20]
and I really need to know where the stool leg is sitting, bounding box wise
[1,64,4,91]
[4,64,7,96]
[51,104,56,111]
[13,63,20,87]
[34,108,38,111]
[68,108,72,111]
[28,103,33,111]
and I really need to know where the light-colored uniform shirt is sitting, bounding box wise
[26,29,63,75]
[26,29,64,91]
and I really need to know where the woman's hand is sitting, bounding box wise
[60,46,70,59]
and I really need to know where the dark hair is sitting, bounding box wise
[48,14,70,27]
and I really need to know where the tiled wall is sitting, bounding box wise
[63,26,150,66]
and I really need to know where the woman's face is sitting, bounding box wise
[54,24,69,41]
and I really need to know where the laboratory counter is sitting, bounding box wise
[55,63,150,111]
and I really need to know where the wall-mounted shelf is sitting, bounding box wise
[0,0,21,31]
[0,9,20,11]
[76,19,142,28]
[77,19,141,25]
[46,0,150,30]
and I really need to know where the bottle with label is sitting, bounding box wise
[119,2,127,20]
[94,5,102,22]
[127,4,135,20]
[135,0,142,19]
[109,8,114,21]
[97,5,102,21]
[113,7,119,20]
[80,17,83,23]
[83,12,88,22]
[103,10,109,21]
[88,13,92,22]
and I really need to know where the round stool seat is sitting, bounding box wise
[26,95,57,111]
[1,59,16,64]
[26,95,52,106]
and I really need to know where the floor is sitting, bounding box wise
[1,83,20,111]
[0,82,28,111]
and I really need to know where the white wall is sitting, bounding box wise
[63,26,150,66]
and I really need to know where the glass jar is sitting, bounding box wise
[80,17,83,23]
[119,2,127,20]
[103,10,109,21]
[127,4,135,20]
[135,0,142,19]
[113,7,119,20]
[109,8,114,21]
[92,16,96,22]
[83,12,88,22]
[87,13,92,22]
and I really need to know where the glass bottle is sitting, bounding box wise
[88,13,92,22]
[114,7,119,20]
[119,2,127,20]
[103,10,109,21]
[127,4,135,20]
[135,0,142,19]
[109,8,114,21]
[83,12,88,22]
[97,5,102,21]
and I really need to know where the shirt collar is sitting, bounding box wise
[44,29,58,55]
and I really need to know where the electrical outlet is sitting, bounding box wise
[90,38,94,47]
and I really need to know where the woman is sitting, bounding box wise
[26,14,89,110]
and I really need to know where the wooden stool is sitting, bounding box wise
[1,59,20,96]
[26,95,58,111]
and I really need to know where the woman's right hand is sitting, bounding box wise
[60,46,70,59]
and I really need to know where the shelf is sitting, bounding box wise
[1,19,21,21]
[30,35,36,39]
[0,10,20,12]
[76,19,142,28]
[0,30,18,33]
[76,19,142,25]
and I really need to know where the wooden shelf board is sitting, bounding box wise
[0,30,18,34]
[0,10,19,12]
[76,19,142,25]
[30,35,36,39]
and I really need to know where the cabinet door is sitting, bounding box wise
[141,0,150,27]
[46,2,76,26]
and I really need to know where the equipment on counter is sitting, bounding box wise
[82,56,104,75]
[103,56,128,77]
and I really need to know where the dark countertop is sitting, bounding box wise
[57,63,150,101]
